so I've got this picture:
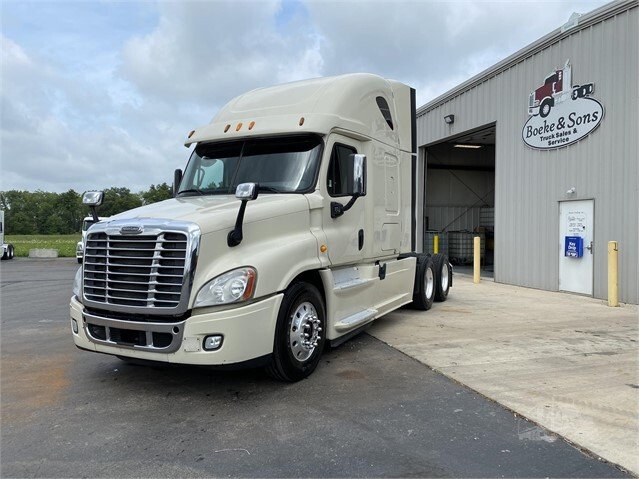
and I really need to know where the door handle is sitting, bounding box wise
[586,241,593,252]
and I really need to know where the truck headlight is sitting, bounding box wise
[194,267,257,308]
[73,267,82,300]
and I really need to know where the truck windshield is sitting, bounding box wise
[179,135,323,195]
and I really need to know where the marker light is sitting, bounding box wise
[248,121,255,130]
[236,122,243,131]
[188,130,195,138]
[299,117,305,126]
[224,124,230,133]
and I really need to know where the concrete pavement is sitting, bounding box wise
[369,274,639,475]
[0,259,628,477]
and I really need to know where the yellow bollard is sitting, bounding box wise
[434,235,439,254]
[608,241,619,307]
[473,236,481,284]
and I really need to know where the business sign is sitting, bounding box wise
[523,60,603,150]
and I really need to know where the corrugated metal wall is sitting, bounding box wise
[416,2,638,303]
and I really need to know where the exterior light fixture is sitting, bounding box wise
[566,187,576,195]
[454,144,482,149]
[444,114,455,124]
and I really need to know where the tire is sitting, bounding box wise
[431,253,451,302]
[8,245,14,259]
[77,257,83,264]
[410,255,435,311]
[571,86,580,100]
[1,248,6,260]
[265,282,326,382]
[540,98,553,118]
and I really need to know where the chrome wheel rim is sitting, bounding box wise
[441,263,449,291]
[289,301,321,362]
[425,267,434,299]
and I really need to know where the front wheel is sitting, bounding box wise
[77,257,83,264]
[265,282,326,382]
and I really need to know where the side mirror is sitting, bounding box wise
[235,182,259,201]
[351,154,367,196]
[228,183,259,247]
[82,191,104,207]
[82,190,104,222]
[330,155,366,219]
[173,169,183,197]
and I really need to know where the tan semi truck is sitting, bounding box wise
[71,74,452,381]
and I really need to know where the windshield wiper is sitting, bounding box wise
[257,186,282,193]
[178,188,205,196]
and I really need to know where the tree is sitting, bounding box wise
[0,183,176,234]
[98,187,144,218]
[141,183,172,205]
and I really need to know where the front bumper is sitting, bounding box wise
[70,294,282,365]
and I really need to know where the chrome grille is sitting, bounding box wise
[83,229,192,310]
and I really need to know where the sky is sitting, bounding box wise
[1,0,609,193]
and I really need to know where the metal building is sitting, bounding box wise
[415,0,638,304]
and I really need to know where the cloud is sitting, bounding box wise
[120,1,323,112]
[1,0,609,193]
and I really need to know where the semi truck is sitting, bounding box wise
[1,210,15,260]
[76,216,108,264]
[528,60,594,117]
[71,74,452,381]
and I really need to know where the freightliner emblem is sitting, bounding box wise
[119,225,144,235]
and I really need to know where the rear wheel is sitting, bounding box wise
[410,255,435,310]
[432,253,451,302]
[265,282,326,382]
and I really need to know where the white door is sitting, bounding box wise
[559,199,594,295]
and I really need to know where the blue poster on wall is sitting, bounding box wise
[565,236,583,258]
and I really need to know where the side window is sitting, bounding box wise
[376,96,394,130]
[327,143,357,197]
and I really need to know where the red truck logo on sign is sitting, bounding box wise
[523,60,603,149]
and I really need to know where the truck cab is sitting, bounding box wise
[71,74,452,381]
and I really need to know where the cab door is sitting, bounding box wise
[321,133,366,267]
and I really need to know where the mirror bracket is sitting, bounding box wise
[330,194,360,219]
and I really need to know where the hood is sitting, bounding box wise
[106,194,311,234]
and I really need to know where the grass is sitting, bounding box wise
[4,234,81,257]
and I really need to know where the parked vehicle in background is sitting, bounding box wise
[1,210,15,260]
[76,216,107,264]
[71,74,453,381]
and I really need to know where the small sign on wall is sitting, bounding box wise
[565,236,583,258]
